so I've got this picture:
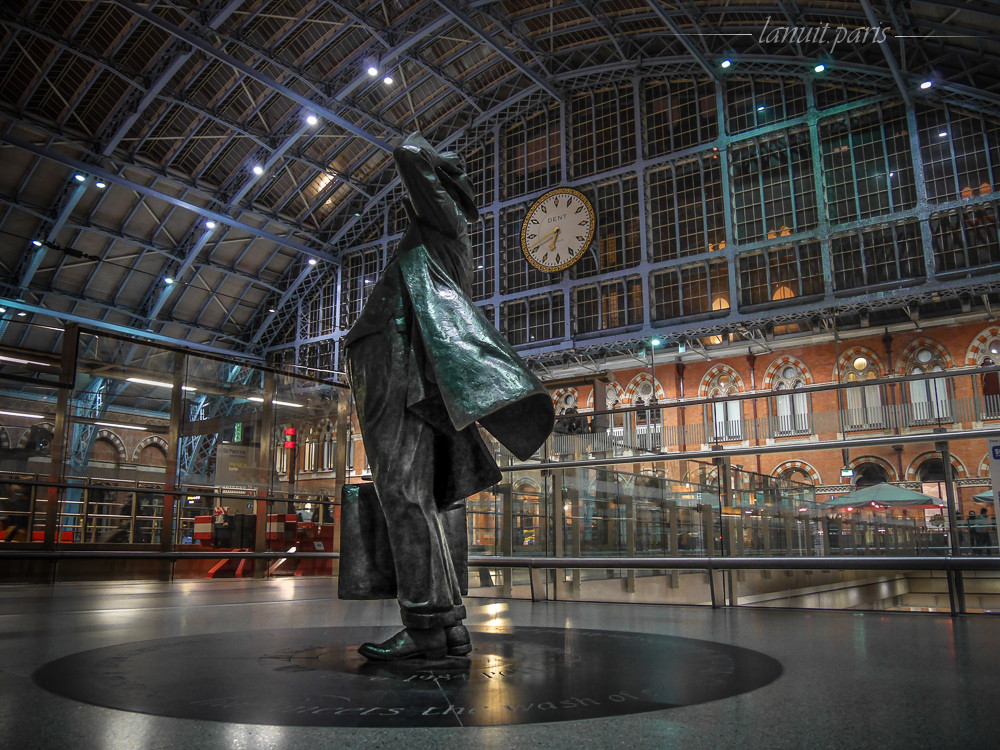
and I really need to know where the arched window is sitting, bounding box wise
[632,379,661,429]
[907,347,951,423]
[844,354,884,428]
[772,364,810,435]
[854,462,889,487]
[706,370,742,441]
[978,339,1000,418]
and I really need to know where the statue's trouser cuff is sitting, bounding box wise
[400,603,466,630]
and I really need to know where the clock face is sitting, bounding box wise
[520,188,595,272]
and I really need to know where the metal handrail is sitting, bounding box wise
[1,549,998,572]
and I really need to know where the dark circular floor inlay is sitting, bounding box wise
[33,626,782,727]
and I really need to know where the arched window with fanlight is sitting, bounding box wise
[978,338,1000,419]
[772,364,810,436]
[706,370,742,442]
[907,347,951,424]
[843,354,884,428]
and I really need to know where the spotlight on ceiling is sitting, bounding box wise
[720,59,732,69]
[73,174,86,182]
[95,181,106,189]
[306,114,318,126]
[268,308,276,313]
[308,258,317,266]
[31,240,43,247]
[383,75,394,85]
[252,165,264,176]
[205,220,217,229]
[814,63,826,73]
[164,276,174,285]
[920,80,933,90]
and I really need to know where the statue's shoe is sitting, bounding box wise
[358,628,446,661]
[445,624,472,656]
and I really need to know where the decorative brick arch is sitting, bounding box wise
[512,476,541,495]
[762,356,814,389]
[94,429,127,463]
[905,450,968,481]
[684,464,717,486]
[16,422,54,449]
[132,435,168,462]
[896,336,955,375]
[585,380,625,410]
[551,387,580,411]
[978,453,991,477]
[771,460,822,485]
[622,372,664,404]
[698,364,745,398]
[834,346,886,381]
[966,325,1000,365]
[848,454,898,482]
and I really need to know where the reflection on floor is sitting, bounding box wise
[1,577,998,748]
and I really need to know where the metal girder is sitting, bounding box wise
[110,0,393,152]
[643,0,720,80]
[250,263,317,347]
[10,179,88,292]
[144,229,215,321]
[860,0,912,107]
[0,130,331,262]
[0,297,262,360]
[431,0,563,101]
[97,0,245,156]
[0,193,285,295]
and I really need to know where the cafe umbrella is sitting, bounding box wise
[824,483,944,509]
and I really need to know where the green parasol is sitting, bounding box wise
[824,483,944,509]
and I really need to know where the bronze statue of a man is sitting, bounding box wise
[342,133,554,660]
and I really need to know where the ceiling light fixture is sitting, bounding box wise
[383,75,393,85]
[720,59,732,69]
[205,220,217,229]
[73,174,86,182]
[126,376,196,392]
[95,181,106,189]
[0,409,46,419]
[164,276,174,285]
[94,421,148,431]
[31,240,43,247]
[308,258,317,266]
[252,165,264,176]
[0,354,53,367]
[306,114,318,126]
[814,63,826,72]
[920,80,933,90]
[246,397,304,408]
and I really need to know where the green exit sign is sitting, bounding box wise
[234,422,242,442]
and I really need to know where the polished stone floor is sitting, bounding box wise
[1,577,998,749]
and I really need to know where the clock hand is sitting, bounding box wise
[548,227,560,252]
[530,227,558,252]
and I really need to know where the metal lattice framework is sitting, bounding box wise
[1,0,1000,375]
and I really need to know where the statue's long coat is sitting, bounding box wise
[344,133,554,507]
